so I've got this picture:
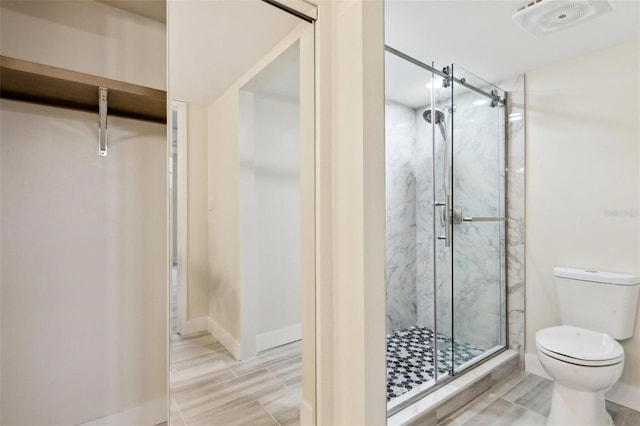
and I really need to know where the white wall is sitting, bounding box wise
[0,0,166,90]
[238,86,302,357]
[207,22,314,360]
[237,45,302,356]
[186,104,210,320]
[0,2,167,424]
[208,80,242,352]
[0,102,167,425]
[318,1,387,424]
[526,40,640,398]
[251,92,302,349]
[206,21,315,421]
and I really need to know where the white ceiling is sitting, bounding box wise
[169,0,302,106]
[385,0,640,107]
[101,0,638,108]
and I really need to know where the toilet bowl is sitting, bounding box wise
[535,267,640,426]
[536,325,624,426]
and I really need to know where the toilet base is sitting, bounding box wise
[546,382,614,426]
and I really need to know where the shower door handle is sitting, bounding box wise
[435,195,451,247]
[462,216,506,222]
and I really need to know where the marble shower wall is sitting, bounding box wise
[385,101,418,332]
[444,75,525,355]
[448,88,505,350]
[501,75,526,359]
[414,106,440,333]
[385,93,503,343]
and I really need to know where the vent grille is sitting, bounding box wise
[513,0,614,36]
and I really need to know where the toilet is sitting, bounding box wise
[536,267,640,426]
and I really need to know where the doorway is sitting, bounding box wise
[171,101,188,336]
[168,1,316,424]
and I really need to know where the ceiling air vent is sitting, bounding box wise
[513,0,614,36]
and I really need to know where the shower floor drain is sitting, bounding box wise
[386,326,485,402]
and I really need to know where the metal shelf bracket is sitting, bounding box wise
[98,87,108,157]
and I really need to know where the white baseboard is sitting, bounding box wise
[299,398,313,426]
[525,353,640,411]
[524,353,552,380]
[256,324,301,352]
[208,316,242,360]
[185,316,208,334]
[605,381,640,412]
[79,396,166,426]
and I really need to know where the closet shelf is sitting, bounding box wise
[0,56,166,123]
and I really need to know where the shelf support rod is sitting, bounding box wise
[98,87,108,157]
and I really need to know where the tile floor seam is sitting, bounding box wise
[170,331,301,424]
[227,365,239,378]
[450,393,500,424]
[258,399,283,426]
[443,372,529,425]
[456,410,474,426]
[173,397,189,426]
[498,376,528,396]
[265,366,290,389]
[172,368,273,401]
[455,397,531,426]
[504,396,547,419]
[428,373,640,426]
[172,369,239,394]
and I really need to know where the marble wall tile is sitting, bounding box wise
[407,407,437,426]
[414,108,436,330]
[500,75,526,360]
[386,101,418,332]
[448,90,504,349]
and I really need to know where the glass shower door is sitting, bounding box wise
[384,48,508,413]
[431,63,455,383]
[450,65,507,373]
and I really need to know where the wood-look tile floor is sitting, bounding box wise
[170,332,301,426]
[438,372,640,426]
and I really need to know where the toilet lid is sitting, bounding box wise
[536,325,624,365]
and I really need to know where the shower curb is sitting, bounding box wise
[388,349,519,426]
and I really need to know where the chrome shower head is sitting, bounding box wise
[423,108,445,125]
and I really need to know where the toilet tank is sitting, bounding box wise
[554,267,640,339]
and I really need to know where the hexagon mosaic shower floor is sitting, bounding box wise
[386,325,486,402]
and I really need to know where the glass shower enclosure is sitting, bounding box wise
[385,46,507,413]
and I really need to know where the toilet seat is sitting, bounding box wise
[536,325,624,367]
